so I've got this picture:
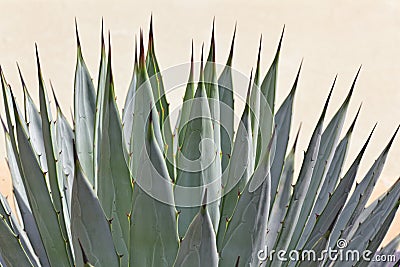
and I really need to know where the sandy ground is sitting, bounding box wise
[0,0,399,247]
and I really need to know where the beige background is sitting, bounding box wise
[0,0,399,245]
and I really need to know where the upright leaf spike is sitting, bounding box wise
[139,29,145,68]
[344,65,362,103]
[290,59,303,96]
[134,35,138,65]
[100,18,105,52]
[292,123,302,151]
[207,19,215,63]
[318,75,336,124]
[74,18,83,59]
[347,103,362,135]
[273,25,285,63]
[148,14,154,53]
[50,81,61,110]
[226,23,236,67]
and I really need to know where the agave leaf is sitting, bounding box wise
[3,125,49,266]
[250,36,262,164]
[74,25,96,185]
[15,96,71,266]
[1,68,17,137]
[217,73,254,249]
[129,113,179,266]
[378,233,400,257]
[0,212,33,266]
[175,49,220,236]
[129,31,164,179]
[204,26,222,174]
[302,126,373,250]
[177,42,195,149]
[1,70,27,174]
[329,126,399,248]
[96,39,133,263]
[122,36,137,149]
[204,29,223,229]
[271,81,334,264]
[146,18,175,179]
[219,130,274,267]
[53,90,75,215]
[296,229,331,267]
[216,26,236,173]
[255,28,283,165]
[78,241,96,267]
[94,22,107,190]
[36,47,72,256]
[356,202,398,267]
[52,88,76,263]
[270,62,302,211]
[174,191,219,267]
[296,107,360,250]
[0,194,40,266]
[288,70,359,252]
[71,155,119,267]
[332,179,400,267]
[371,233,400,267]
[266,127,299,252]
[20,68,48,173]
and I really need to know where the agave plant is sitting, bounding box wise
[0,18,399,267]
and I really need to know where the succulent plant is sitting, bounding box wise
[0,18,399,267]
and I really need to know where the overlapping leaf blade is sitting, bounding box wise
[288,71,359,252]
[71,158,119,267]
[217,27,236,173]
[96,39,133,263]
[174,192,219,267]
[219,131,274,267]
[15,96,71,266]
[217,74,254,249]
[270,82,334,267]
[74,27,96,185]
[129,114,178,266]
[146,19,175,179]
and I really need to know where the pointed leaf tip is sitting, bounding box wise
[134,35,138,64]
[235,256,240,267]
[148,15,154,50]
[273,25,285,62]
[320,75,336,119]
[75,18,81,48]
[191,39,194,62]
[201,189,208,213]
[246,69,253,102]
[360,124,376,154]
[210,18,215,62]
[290,60,303,95]
[50,81,61,109]
[345,66,362,103]
[386,124,400,150]
[347,103,362,134]
[139,29,145,66]
[16,62,27,89]
[0,115,7,133]
[100,18,105,48]
[226,24,237,66]
[292,123,302,151]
